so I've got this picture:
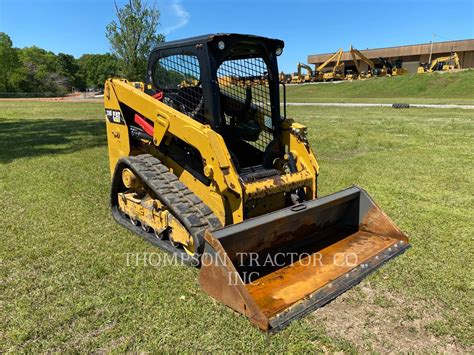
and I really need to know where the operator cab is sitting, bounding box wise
[145,34,285,172]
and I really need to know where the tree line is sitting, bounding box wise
[0,0,165,97]
[0,32,121,96]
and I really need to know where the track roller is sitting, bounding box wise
[110,154,222,264]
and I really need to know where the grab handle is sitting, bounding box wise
[290,203,307,212]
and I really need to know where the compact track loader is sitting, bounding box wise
[104,34,409,331]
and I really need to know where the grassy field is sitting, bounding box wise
[1,101,473,352]
[284,69,474,105]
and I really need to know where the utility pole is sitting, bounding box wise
[428,33,435,64]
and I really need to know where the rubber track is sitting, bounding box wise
[111,154,222,266]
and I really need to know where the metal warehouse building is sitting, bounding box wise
[307,39,474,74]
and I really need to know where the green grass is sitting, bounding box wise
[284,69,474,104]
[1,101,473,352]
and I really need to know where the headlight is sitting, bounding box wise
[292,127,308,143]
[275,47,283,56]
[218,41,225,50]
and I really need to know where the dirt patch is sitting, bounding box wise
[0,93,101,102]
[308,284,470,353]
[0,97,101,102]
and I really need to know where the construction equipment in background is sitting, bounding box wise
[290,62,313,84]
[417,52,461,73]
[279,71,291,83]
[391,59,408,76]
[375,57,393,76]
[349,45,376,79]
[299,62,314,82]
[104,33,409,331]
[290,71,303,84]
[218,75,235,87]
[341,50,405,79]
[313,48,345,81]
[391,67,408,76]
[323,50,345,81]
[345,70,358,80]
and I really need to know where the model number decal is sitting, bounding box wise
[105,109,125,124]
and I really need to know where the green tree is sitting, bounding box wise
[0,32,20,92]
[57,53,80,90]
[17,46,69,95]
[9,64,30,93]
[106,0,165,81]
[77,53,120,89]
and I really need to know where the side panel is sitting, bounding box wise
[104,79,321,227]
[104,81,131,177]
[105,78,244,225]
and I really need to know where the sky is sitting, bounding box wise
[0,0,473,72]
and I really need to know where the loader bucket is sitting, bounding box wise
[199,186,409,331]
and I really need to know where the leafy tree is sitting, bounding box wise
[77,53,120,89]
[16,46,69,95]
[106,0,165,81]
[9,65,30,93]
[57,53,80,90]
[0,31,119,95]
[0,32,20,92]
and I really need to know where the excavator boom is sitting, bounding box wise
[316,49,345,81]
[299,62,313,76]
[430,53,461,71]
[418,52,462,73]
[350,45,375,71]
[316,48,343,72]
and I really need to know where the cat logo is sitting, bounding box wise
[105,109,124,124]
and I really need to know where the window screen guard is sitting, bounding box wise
[217,57,274,152]
[153,54,205,123]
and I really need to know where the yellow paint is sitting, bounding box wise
[105,77,320,228]
[118,191,195,256]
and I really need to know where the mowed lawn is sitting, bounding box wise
[284,69,474,105]
[1,101,472,352]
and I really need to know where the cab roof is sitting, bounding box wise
[153,33,284,52]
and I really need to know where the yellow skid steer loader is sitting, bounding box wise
[104,34,409,331]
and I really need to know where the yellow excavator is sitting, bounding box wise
[349,45,376,79]
[417,52,461,73]
[345,70,358,80]
[323,49,345,81]
[299,62,314,82]
[290,62,313,83]
[391,59,408,76]
[313,48,345,81]
[391,67,408,76]
[104,34,409,331]
[349,45,392,78]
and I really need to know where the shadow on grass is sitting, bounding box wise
[0,118,106,163]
